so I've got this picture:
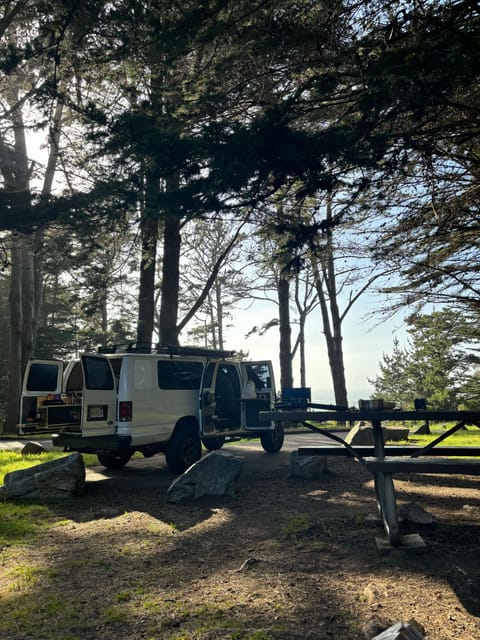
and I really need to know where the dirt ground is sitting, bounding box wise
[2,452,480,639]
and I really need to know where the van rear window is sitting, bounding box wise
[157,361,204,390]
[83,357,114,390]
[27,363,59,392]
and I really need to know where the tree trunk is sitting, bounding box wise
[215,279,224,350]
[6,240,23,433]
[136,170,159,345]
[158,211,181,345]
[277,275,293,393]
[311,254,348,408]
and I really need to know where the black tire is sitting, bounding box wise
[202,436,226,451]
[97,450,132,470]
[165,425,202,474]
[260,422,284,453]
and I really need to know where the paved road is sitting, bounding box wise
[1,430,344,489]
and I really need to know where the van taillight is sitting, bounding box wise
[119,401,132,421]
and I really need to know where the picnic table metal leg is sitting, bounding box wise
[371,419,401,546]
[374,471,401,546]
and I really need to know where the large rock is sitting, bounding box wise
[166,450,244,504]
[289,450,328,479]
[0,453,85,500]
[346,423,409,445]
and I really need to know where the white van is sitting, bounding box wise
[18,344,283,473]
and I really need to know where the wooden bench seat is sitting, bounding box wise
[363,456,480,475]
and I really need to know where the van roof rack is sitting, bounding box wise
[97,343,236,358]
[155,345,236,358]
[97,343,154,354]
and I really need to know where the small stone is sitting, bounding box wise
[236,557,260,572]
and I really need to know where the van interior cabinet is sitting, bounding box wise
[38,404,81,428]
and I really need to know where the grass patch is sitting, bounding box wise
[395,426,480,449]
[0,450,71,485]
[0,450,99,485]
[0,502,54,545]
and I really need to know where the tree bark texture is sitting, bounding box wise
[136,170,159,345]
[277,275,293,392]
[158,211,181,345]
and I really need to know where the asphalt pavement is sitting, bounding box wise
[0,431,340,489]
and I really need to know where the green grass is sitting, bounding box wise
[394,425,480,449]
[0,450,99,485]
[0,501,54,545]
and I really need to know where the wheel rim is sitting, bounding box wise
[183,436,199,465]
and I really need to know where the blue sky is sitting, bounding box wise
[227,293,407,406]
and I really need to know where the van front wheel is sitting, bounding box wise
[202,436,225,451]
[97,450,132,470]
[165,426,202,474]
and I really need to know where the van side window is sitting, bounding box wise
[27,363,59,392]
[83,357,114,390]
[134,359,153,390]
[157,361,204,390]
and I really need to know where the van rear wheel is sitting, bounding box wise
[260,422,284,453]
[165,425,202,474]
[97,450,132,470]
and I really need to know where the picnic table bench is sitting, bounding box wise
[260,408,480,546]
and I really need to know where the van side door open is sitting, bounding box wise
[240,361,275,430]
[80,355,117,437]
[200,361,242,436]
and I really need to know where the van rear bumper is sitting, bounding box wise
[52,433,132,453]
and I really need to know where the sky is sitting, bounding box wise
[225,292,408,407]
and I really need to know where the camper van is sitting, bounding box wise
[18,344,283,473]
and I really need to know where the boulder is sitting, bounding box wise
[0,453,85,500]
[399,502,435,525]
[22,441,47,455]
[289,450,328,479]
[166,450,244,504]
[411,423,430,435]
[346,424,409,445]
[345,423,375,445]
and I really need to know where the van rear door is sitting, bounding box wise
[80,355,117,436]
[22,359,64,397]
[19,360,64,430]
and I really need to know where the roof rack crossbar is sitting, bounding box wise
[97,343,236,358]
[155,345,236,358]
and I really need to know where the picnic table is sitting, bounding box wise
[260,408,480,546]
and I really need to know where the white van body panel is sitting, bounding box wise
[115,355,204,446]
[18,345,282,472]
